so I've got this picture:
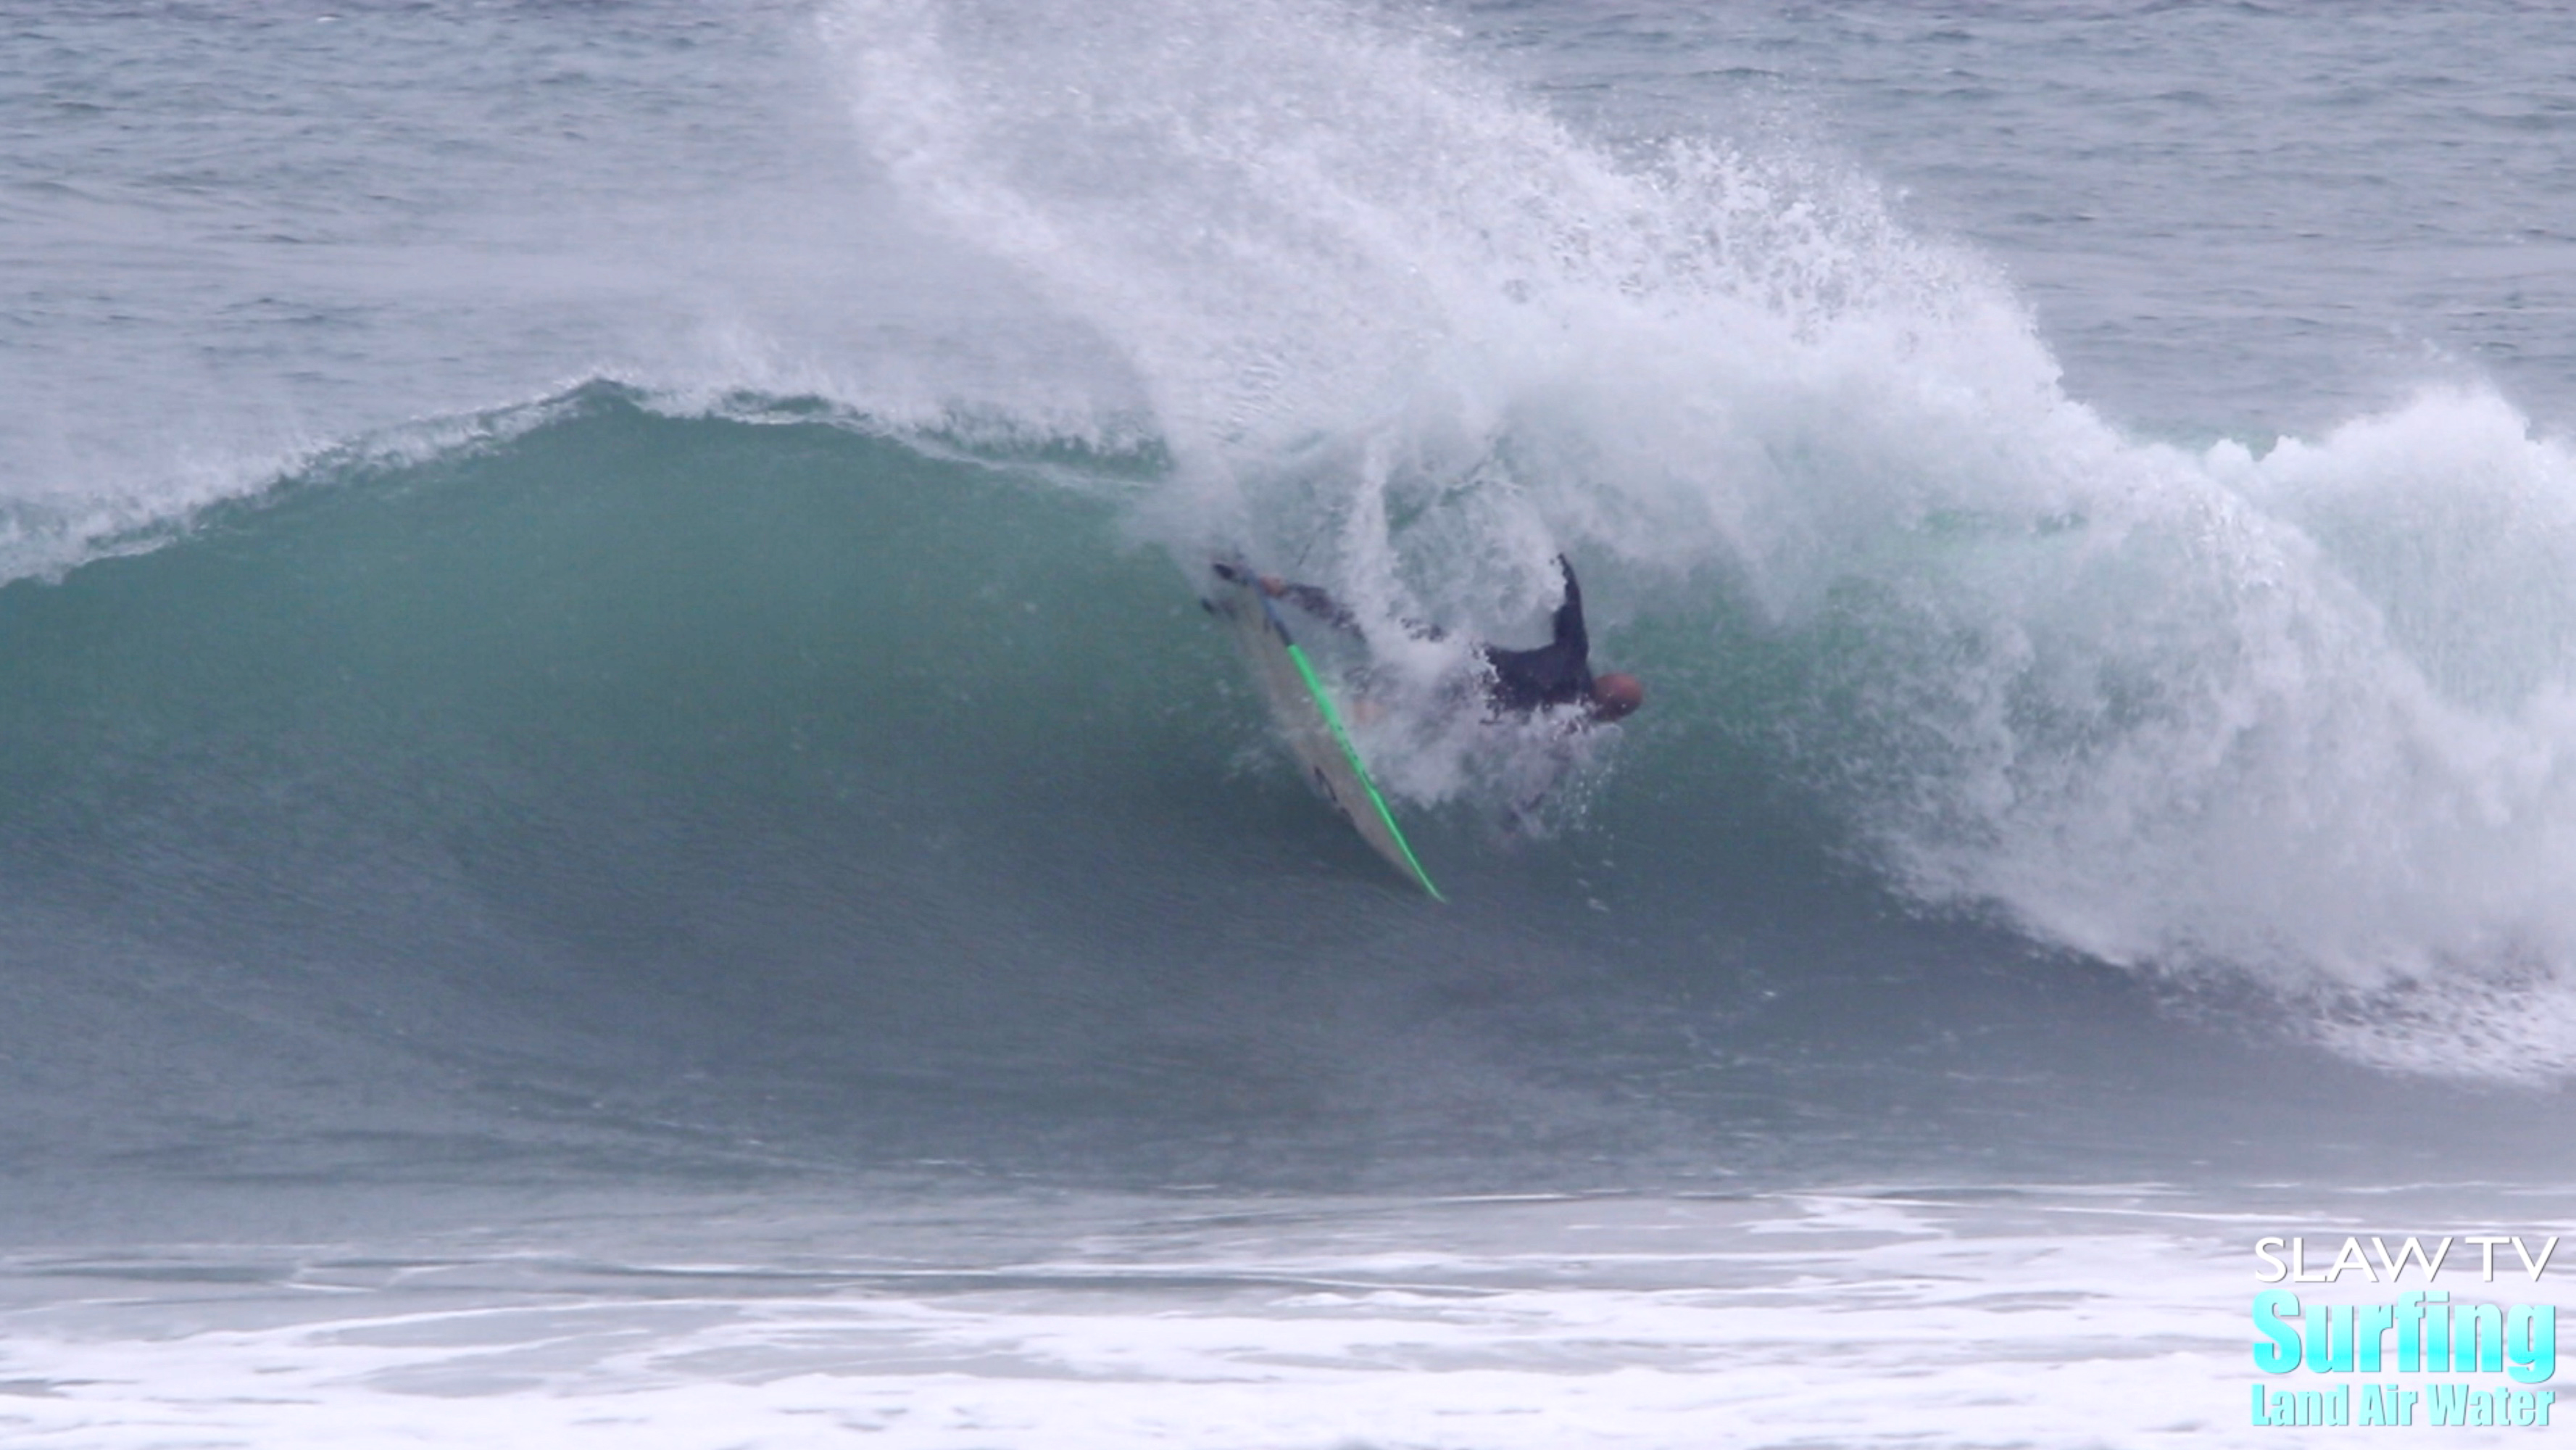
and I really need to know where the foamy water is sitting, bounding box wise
[0,1190,2356,1449]
[820,0,2576,1077]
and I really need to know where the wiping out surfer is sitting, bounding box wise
[1216,555,1645,725]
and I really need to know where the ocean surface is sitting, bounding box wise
[5,1,2576,1444]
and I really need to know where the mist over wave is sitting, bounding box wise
[823,0,2576,1077]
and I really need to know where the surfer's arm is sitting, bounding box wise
[1213,561,1353,630]
[1260,578,1366,637]
[1215,560,1443,641]
[1268,577,1455,644]
[1547,555,1589,660]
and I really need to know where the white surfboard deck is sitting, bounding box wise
[1208,567,1442,900]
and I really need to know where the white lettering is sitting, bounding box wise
[2372,1236,2452,1282]
[2469,1236,2513,1282]
[2516,1237,2560,1283]
[2294,1237,2334,1283]
[2256,1236,2289,1283]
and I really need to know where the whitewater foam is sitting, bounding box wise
[824,0,2576,1078]
[0,1189,2272,1450]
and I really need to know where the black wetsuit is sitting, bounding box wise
[1258,555,1597,716]
[1481,557,1595,713]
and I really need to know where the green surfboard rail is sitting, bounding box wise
[1264,594,1445,902]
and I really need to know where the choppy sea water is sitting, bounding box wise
[6,1,2576,1443]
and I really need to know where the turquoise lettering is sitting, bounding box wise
[2459,1304,2505,1374]
[2428,1383,2468,1426]
[2253,1290,2303,1373]
[2356,1302,2394,1371]
[2307,1304,2354,1373]
[2509,1304,2556,1384]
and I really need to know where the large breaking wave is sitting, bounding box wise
[9,0,2576,1141]
[813,0,2576,1079]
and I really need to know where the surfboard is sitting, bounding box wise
[1208,566,1443,900]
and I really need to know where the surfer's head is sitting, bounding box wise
[1590,672,1645,721]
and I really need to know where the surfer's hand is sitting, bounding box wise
[1258,574,1287,597]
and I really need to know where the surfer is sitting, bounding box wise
[1217,557,1645,724]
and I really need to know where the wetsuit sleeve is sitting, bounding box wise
[1480,557,1596,713]
[1549,555,1589,661]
